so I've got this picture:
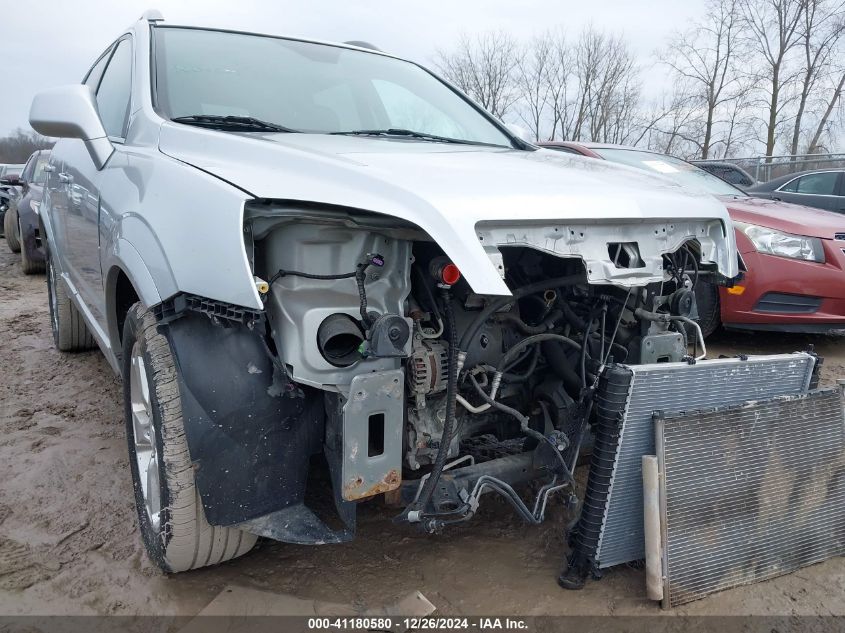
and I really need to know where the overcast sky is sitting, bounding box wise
[0,0,707,137]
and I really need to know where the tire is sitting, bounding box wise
[693,279,721,339]
[20,216,45,274]
[122,303,257,572]
[4,205,20,253]
[46,247,96,351]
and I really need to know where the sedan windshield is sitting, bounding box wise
[153,27,513,147]
[593,148,745,196]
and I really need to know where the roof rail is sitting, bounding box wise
[141,9,164,22]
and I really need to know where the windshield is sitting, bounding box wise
[153,27,513,147]
[593,148,745,196]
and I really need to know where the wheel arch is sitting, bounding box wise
[104,243,163,368]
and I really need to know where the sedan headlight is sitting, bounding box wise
[735,221,825,263]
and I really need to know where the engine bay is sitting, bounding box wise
[245,209,718,539]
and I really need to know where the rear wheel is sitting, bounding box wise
[4,205,20,253]
[693,280,721,339]
[123,304,257,572]
[46,247,95,351]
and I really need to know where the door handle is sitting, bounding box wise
[58,173,72,183]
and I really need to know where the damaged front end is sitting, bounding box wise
[152,198,822,585]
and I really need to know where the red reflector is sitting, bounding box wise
[441,263,461,285]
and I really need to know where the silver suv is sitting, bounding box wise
[31,12,739,576]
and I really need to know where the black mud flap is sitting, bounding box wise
[159,307,356,543]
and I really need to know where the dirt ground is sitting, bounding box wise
[1,244,844,619]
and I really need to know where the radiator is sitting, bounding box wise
[568,353,817,579]
[656,388,845,607]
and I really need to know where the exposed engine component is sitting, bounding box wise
[407,338,449,408]
[367,313,412,358]
[318,313,364,367]
[254,218,716,541]
[260,223,411,389]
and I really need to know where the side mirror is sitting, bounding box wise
[0,175,23,186]
[29,84,114,169]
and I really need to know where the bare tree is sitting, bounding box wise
[0,128,53,163]
[806,68,845,152]
[432,8,844,157]
[546,32,575,141]
[739,0,806,157]
[435,32,519,119]
[789,0,845,154]
[515,34,555,140]
[560,27,641,143]
[585,32,640,142]
[661,0,747,158]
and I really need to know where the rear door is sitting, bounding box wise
[775,171,842,211]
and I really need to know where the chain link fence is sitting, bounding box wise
[695,153,845,183]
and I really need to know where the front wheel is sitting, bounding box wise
[122,304,257,572]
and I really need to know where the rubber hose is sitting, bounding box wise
[541,341,584,396]
[469,375,576,488]
[495,313,549,335]
[459,275,584,351]
[498,333,581,370]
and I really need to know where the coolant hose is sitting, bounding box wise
[542,341,584,396]
[407,286,460,519]
[459,275,584,351]
[498,333,581,369]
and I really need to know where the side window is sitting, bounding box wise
[786,172,839,195]
[779,178,799,193]
[20,154,36,181]
[32,154,50,184]
[84,48,113,90]
[95,38,133,139]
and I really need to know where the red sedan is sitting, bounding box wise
[539,142,845,335]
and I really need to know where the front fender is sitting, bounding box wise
[103,238,164,353]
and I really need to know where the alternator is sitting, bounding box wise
[407,339,448,409]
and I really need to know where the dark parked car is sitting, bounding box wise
[15,149,51,273]
[692,161,756,188]
[540,142,845,335]
[1,163,25,245]
[748,169,845,213]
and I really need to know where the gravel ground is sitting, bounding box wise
[1,245,844,618]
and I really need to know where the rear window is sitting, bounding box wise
[780,172,839,195]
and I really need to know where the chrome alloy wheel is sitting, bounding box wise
[130,342,161,530]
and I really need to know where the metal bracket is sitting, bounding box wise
[342,369,404,501]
